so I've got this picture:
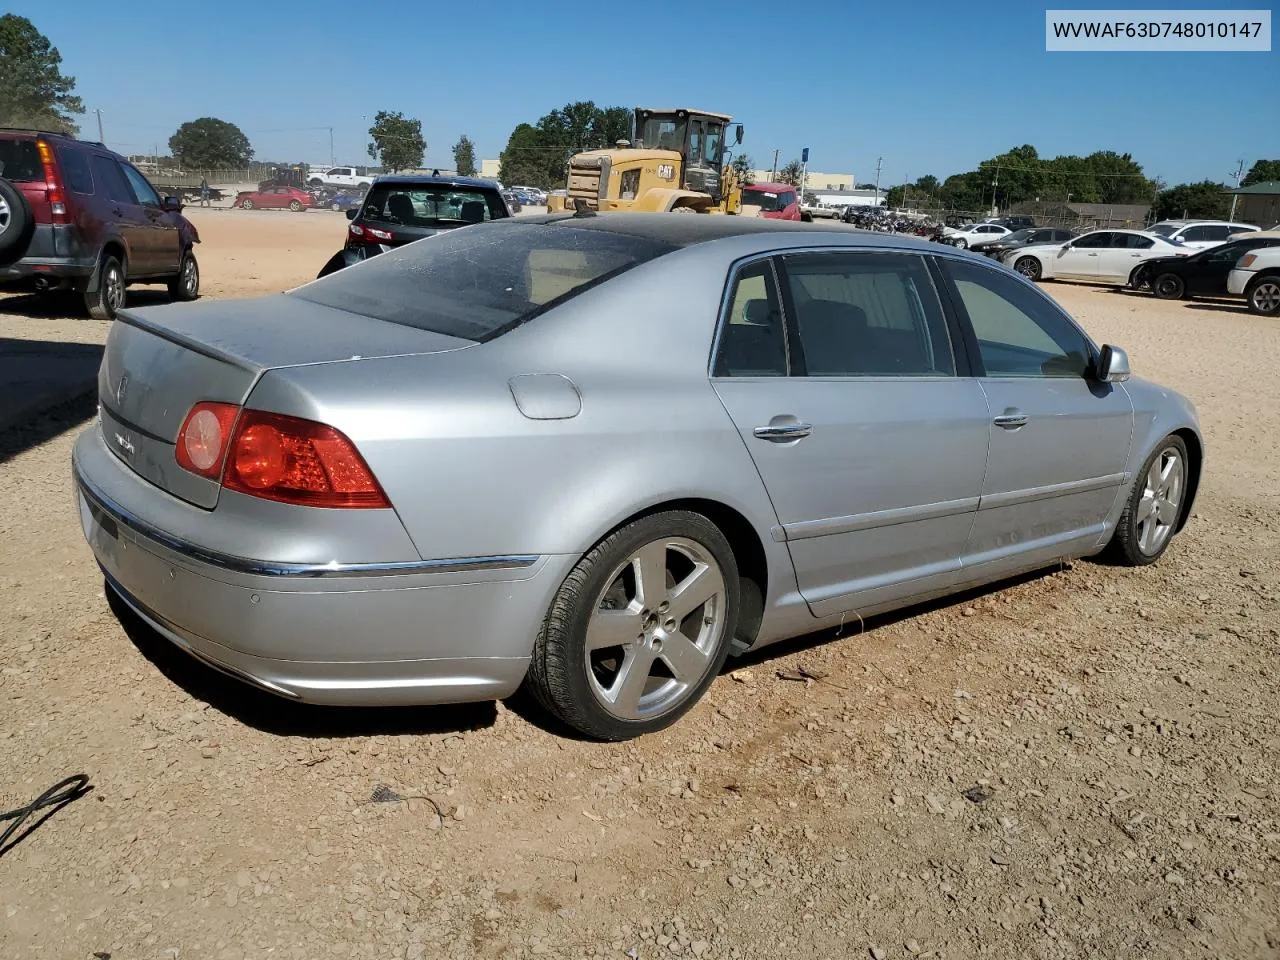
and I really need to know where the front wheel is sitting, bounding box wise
[241,198,254,210]
[953,238,968,249]
[1013,256,1042,281]
[167,250,200,302]
[1245,275,1280,316]
[1152,273,1185,300]
[1105,435,1189,566]
[526,511,740,741]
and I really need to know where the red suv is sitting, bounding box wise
[0,129,200,319]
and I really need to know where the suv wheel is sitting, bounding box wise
[168,250,200,302]
[1245,275,1280,316]
[85,255,126,321]
[0,178,35,267]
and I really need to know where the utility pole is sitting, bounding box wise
[329,127,335,167]
[991,164,1000,216]
[95,108,104,143]
[874,157,883,207]
[1228,158,1245,222]
[771,149,779,180]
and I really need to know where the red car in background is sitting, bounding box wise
[232,185,312,211]
[739,182,802,220]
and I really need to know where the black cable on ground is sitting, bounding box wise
[0,774,92,857]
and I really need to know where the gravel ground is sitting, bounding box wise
[1,219,1277,959]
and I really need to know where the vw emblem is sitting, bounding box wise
[116,375,129,405]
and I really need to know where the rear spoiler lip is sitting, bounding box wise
[114,308,263,374]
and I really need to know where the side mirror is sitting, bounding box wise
[345,208,359,221]
[734,125,743,145]
[1097,344,1131,383]
[161,195,182,212]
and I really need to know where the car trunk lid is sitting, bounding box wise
[97,294,473,508]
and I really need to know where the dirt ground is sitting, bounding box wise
[1,212,1277,960]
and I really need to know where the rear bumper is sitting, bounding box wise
[73,429,577,707]
[0,224,96,284]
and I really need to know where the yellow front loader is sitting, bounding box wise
[546,107,744,215]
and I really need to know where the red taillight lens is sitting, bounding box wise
[175,402,240,477]
[36,139,68,223]
[222,409,389,508]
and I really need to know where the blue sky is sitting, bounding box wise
[11,0,1277,185]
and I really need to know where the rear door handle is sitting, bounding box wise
[753,421,812,442]
[993,413,1029,429]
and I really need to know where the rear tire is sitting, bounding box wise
[1245,275,1280,316]
[1014,256,1042,281]
[289,199,303,212]
[526,511,739,741]
[670,205,697,214]
[85,255,126,321]
[1152,273,1185,300]
[167,249,200,301]
[241,198,254,210]
[0,177,35,266]
[953,238,968,249]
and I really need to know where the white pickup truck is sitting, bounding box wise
[307,166,375,190]
[800,201,842,221]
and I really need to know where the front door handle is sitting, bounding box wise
[993,413,1029,429]
[753,420,812,442]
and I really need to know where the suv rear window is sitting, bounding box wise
[289,222,675,341]
[0,139,42,181]
[361,183,507,226]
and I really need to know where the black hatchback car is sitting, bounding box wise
[1132,231,1280,299]
[318,175,510,276]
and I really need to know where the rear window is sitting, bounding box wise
[360,183,507,226]
[0,139,42,181]
[289,222,676,341]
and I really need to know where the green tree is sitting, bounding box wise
[776,160,803,187]
[730,154,753,187]
[496,102,633,190]
[452,134,477,177]
[591,106,632,147]
[0,14,83,133]
[498,123,551,188]
[1242,159,1280,186]
[168,117,253,169]
[367,111,425,172]
[1152,181,1230,221]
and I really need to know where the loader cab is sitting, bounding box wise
[633,108,739,201]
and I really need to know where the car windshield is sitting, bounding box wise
[741,190,782,212]
[290,222,676,341]
[361,184,506,226]
[0,139,43,181]
[1147,223,1178,237]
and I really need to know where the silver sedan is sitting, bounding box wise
[74,214,1203,740]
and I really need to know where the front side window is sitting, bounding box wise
[703,124,723,166]
[714,260,787,377]
[782,252,955,378]
[291,222,675,342]
[946,259,1091,378]
[120,164,161,206]
[1072,232,1110,249]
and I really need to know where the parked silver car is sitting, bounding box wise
[74,215,1203,740]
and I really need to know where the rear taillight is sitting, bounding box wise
[35,139,68,223]
[175,402,240,478]
[349,222,392,243]
[176,403,388,508]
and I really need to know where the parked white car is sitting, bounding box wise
[944,222,1012,249]
[1004,229,1190,284]
[1226,246,1280,315]
[1145,220,1260,251]
[307,166,375,191]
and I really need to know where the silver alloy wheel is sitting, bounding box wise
[181,256,198,296]
[1015,256,1040,280]
[104,264,124,313]
[0,194,10,236]
[1136,446,1184,556]
[584,536,726,721]
[1251,280,1280,314]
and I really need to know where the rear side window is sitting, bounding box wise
[781,252,955,377]
[290,222,675,341]
[0,140,42,181]
[715,260,787,377]
[90,156,135,204]
[57,147,94,195]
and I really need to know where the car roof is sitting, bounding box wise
[372,174,500,190]
[1152,220,1255,228]
[744,182,794,192]
[512,212,941,252]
